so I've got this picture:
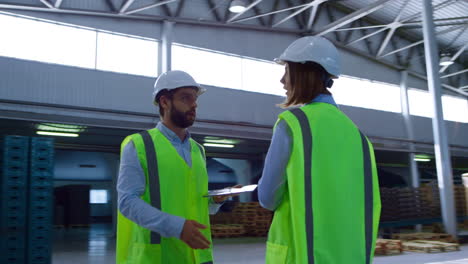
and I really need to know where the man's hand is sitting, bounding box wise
[180,220,210,249]
[213,184,243,203]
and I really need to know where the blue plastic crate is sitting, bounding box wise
[29,222,52,232]
[30,137,54,145]
[29,178,53,188]
[28,216,52,227]
[5,233,26,250]
[3,216,27,228]
[30,165,54,174]
[2,173,28,186]
[2,164,28,177]
[3,135,29,145]
[4,193,27,205]
[3,198,27,209]
[4,209,26,219]
[29,233,50,242]
[30,171,53,181]
[1,248,26,264]
[2,149,29,162]
[30,149,54,158]
[29,194,52,205]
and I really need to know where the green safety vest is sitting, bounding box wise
[266,103,381,264]
[116,128,213,264]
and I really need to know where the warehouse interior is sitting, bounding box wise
[0,0,467,263]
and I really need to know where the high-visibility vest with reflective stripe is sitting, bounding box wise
[116,128,213,264]
[266,103,381,264]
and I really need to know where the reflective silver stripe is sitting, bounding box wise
[140,131,161,244]
[289,108,314,264]
[360,132,373,264]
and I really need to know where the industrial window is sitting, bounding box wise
[90,189,108,204]
[0,12,95,68]
[0,12,158,77]
[96,32,158,77]
[172,43,284,95]
[241,58,284,96]
[441,94,468,123]
[408,89,468,123]
[333,76,402,113]
[172,44,243,90]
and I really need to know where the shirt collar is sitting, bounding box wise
[308,93,338,107]
[156,122,191,143]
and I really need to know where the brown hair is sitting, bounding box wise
[280,61,331,108]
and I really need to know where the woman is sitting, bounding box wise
[258,36,381,264]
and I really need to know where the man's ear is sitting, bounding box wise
[160,95,170,109]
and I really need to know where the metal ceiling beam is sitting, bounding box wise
[306,0,321,30]
[376,0,410,57]
[439,42,468,73]
[0,3,302,33]
[125,0,178,15]
[207,0,222,22]
[232,2,312,23]
[119,0,135,14]
[460,85,468,90]
[379,25,465,58]
[39,0,54,9]
[273,0,326,28]
[312,0,391,36]
[441,68,468,79]
[54,0,62,9]
[227,0,262,23]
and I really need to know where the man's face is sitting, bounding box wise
[280,64,292,97]
[168,87,198,128]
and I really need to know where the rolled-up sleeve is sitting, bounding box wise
[258,120,292,211]
[117,141,186,238]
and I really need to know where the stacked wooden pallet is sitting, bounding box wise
[392,232,460,253]
[231,202,273,237]
[402,240,459,253]
[454,185,467,217]
[374,239,403,255]
[211,224,246,238]
[392,232,457,243]
[379,188,399,222]
[209,202,273,238]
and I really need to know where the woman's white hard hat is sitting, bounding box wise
[275,36,341,78]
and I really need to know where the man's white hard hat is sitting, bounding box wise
[153,70,206,105]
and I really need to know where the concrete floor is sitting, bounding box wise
[52,224,468,264]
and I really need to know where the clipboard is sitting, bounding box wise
[203,184,257,197]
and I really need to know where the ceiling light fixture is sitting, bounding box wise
[414,154,431,162]
[229,0,246,13]
[36,123,86,133]
[37,131,79,137]
[414,158,431,162]
[203,143,234,148]
[439,55,454,66]
[204,136,240,145]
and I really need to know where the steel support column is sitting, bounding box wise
[421,0,457,237]
[400,70,422,232]
[158,20,174,75]
[400,71,420,189]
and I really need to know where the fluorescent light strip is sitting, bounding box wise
[414,158,431,162]
[203,143,234,148]
[37,131,79,137]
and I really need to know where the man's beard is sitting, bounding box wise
[169,105,195,128]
